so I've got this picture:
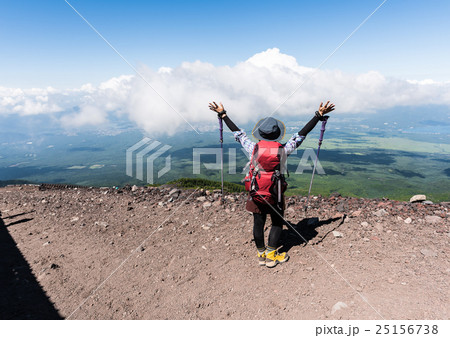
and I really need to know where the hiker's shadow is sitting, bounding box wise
[279,216,344,253]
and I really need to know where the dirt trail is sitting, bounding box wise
[0,185,448,319]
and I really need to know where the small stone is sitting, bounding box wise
[158,201,165,207]
[423,200,433,205]
[224,195,235,202]
[95,221,108,228]
[43,241,50,246]
[387,278,394,284]
[202,201,212,208]
[127,206,134,211]
[361,221,369,227]
[70,216,79,222]
[351,210,362,217]
[50,263,59,269]
[201,245,207,250]
[333,212,344,219]
[201,224,211,230]
[168,188,180,196]
[131,185,138,192]
[306,267,314,271]
[373,209,388,217]
[332,231,343,238]
[410,194,426,203]
[331,301,348,314]
[336,202,345,212]
[404,217,412,224]
[196,196,206,202]
[420,249,437,257]
[396,216,403,221]
[138,246,145,252]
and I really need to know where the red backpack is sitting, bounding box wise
[244,140,287,206]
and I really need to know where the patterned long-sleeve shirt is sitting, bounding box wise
[233,129,306,157]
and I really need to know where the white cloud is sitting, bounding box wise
[1,48,450,134]
[60,105,107,128]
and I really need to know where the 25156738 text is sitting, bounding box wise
[315,324,439,336]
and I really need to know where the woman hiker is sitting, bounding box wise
[209,101,335,268]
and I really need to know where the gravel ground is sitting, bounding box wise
[0,185,449,320]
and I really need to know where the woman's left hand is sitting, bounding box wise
[318,101,335,116]
[209,101,227,119]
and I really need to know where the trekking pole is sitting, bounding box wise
[304,116,329,216]
[218,115,224,197]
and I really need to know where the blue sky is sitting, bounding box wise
[1,0,450,88]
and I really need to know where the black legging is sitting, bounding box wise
[253,210,284,250]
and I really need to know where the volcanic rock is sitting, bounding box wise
[410,195,426,203]
[373,209,388,217]
[350,210,362,217]
[331,301,348,314]
[332,231,343,238]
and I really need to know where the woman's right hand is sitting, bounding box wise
[209,101,226,118]
[318,101,335,116]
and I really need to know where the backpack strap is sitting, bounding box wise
[250,143,260,191]
[250,143,259,169]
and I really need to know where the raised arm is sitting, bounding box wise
[299,101,335,136]
[208,101,239,132]
[284,101,335,155]
[208,101,255,156]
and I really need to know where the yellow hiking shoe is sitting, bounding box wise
[257,251,266,266]
[265,250,289,268]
